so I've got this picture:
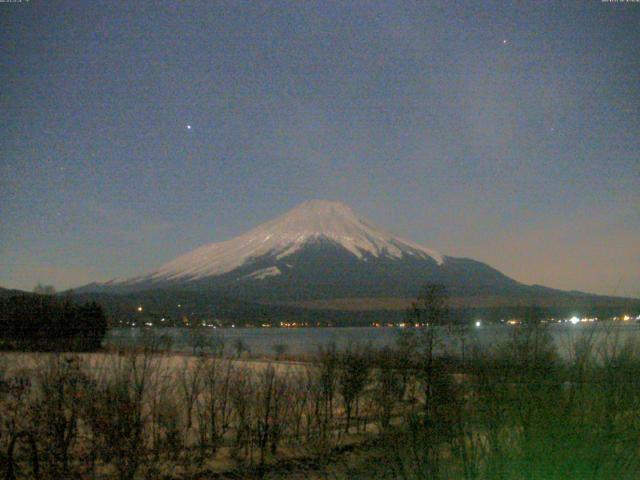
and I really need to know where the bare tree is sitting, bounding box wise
[337,344,371,432]
[229,366,254,460]
[152,394,182,463]
[406,284,450,424]
[84,350,158,480]
[372,347,405,431]
[177,357,204,436]
[254,364,289,471]
[286,371,311,443]
[32,354,87,478]
[196,358,234,460]
[316,343,338,442]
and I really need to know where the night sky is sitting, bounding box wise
[1,1,638,296]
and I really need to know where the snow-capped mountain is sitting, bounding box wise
[150,200,443,282]
[85,200,525,300]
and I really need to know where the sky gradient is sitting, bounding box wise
[1,1,638,297]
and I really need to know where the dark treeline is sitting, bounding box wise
[76,289,637,328]
[0,294,107,351]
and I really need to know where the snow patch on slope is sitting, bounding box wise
[243,266,281,281]
[144,200,443,282]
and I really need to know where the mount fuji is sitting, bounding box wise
[85,200,523,299]
[79,200,637,317]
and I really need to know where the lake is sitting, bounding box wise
[105,323,640,358]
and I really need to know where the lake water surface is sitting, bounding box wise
[105,323,640,358]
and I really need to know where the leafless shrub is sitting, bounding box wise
[31,354,90,478]
[229,365,255,461]
[315,343,338,442]
[82,351,157,480]
[253,364,289,470]
[177,356,203,438]
[337,344,371,433]
[285,370,311,444]
[372,347,405,431]
[195,357,234,461]
[153,395,182,462]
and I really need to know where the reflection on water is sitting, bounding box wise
[105,324,640,358]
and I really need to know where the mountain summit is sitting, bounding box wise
[148,199,443,283]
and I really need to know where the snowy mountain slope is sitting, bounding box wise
[135,200,444,284]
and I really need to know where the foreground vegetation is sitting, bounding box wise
[0,288,639,479]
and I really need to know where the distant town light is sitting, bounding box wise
[569,316,580,325]
[137,306,143,312]
[475,320,482,328]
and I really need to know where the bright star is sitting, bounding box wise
[186,124,192,130]
[502,39,508,45]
